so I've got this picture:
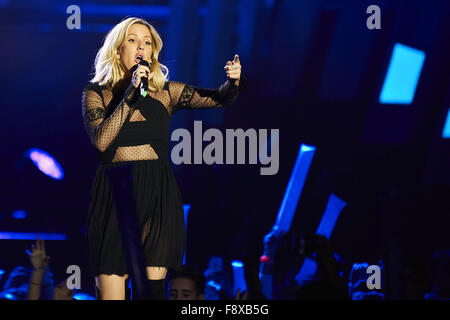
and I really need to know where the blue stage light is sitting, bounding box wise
[442,109,450,138]
[27,148,64,180]
[183,204,191,265]
[275,143,316,233]
[206,280,222,291]
[73,293,96,300]
[231,260,244,268]
[66,4,170,18]
[183,204,191,227]
[0,232,67,240]
[231,260,247,295]
[12,210,27,220]
[379,43,425,104]
[4,293,15,300]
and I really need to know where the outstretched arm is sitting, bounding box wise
[168,54,248,114]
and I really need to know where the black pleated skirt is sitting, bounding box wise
[86,159,186,278]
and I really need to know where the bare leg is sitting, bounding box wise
[96,274,129,300]
[146,267,167,280]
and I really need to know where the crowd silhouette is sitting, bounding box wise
[1,232,448,300]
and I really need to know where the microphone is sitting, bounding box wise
[136,56,150,97]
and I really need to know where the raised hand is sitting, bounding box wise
[234,288,249,300]
[132,64,155,89]
[224,54,242,86]
[263,226,285,259]
[53,278,75,300]
[29,237,50,270]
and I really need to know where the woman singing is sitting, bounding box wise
[81,17,246,300]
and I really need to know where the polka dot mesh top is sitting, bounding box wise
[81,76,247,163]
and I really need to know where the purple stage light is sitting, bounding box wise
[27,148,64,180]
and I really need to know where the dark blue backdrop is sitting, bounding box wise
[1,0,450,298]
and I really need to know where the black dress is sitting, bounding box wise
[81,76,247,277]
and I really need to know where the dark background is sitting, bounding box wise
[1,0,450,298]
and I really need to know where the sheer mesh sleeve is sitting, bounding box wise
[167,75,248,115]
[81,84,138,152]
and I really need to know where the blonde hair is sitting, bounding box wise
[90,17,169,91]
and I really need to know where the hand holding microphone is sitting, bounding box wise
[124,56,154,106]
[131,56,154,97]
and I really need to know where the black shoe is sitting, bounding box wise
[147,279,166,300]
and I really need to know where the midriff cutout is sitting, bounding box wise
[129,109,146,122]
[112,144,159,162]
